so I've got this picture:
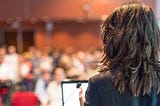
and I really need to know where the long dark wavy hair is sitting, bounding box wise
[101,1,160,96]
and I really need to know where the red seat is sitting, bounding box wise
[0,88,8,95]
[12,92,39,106]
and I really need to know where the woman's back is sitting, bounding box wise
[84,72,160,106]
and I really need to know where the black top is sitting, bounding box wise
[84,72,160,106]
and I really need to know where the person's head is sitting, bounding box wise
[18,55,25,63]
[53,67,66,84]
[101,1,160,96]
[42,71,51,83]
[0,46,6,64]
[40,62,52,83]
[0,46,6,56]
[8,45,16,54]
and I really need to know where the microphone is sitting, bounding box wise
[76,82,81,88]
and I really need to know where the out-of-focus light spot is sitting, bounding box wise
[45,21,54,32]
[11,21,20,28]
[30,17,37,24]
[42,16,49,22]
[83,3,90,11]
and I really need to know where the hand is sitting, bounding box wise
[79,87,85,106]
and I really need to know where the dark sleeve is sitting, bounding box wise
[84,78,100,106]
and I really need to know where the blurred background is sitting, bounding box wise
[0,0,159,106]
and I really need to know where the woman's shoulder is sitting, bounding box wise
[90,70,111,80]
[89,71,113,87]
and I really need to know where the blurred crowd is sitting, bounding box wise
[0,45,102,106]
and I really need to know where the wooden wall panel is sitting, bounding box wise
[33,21,102,50]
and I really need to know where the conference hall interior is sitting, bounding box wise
[0,0,159,106]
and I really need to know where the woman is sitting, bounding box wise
[80,1,160,106]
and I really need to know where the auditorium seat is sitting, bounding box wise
[12,92,39,106]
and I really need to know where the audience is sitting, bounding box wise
[0,45,101,105]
